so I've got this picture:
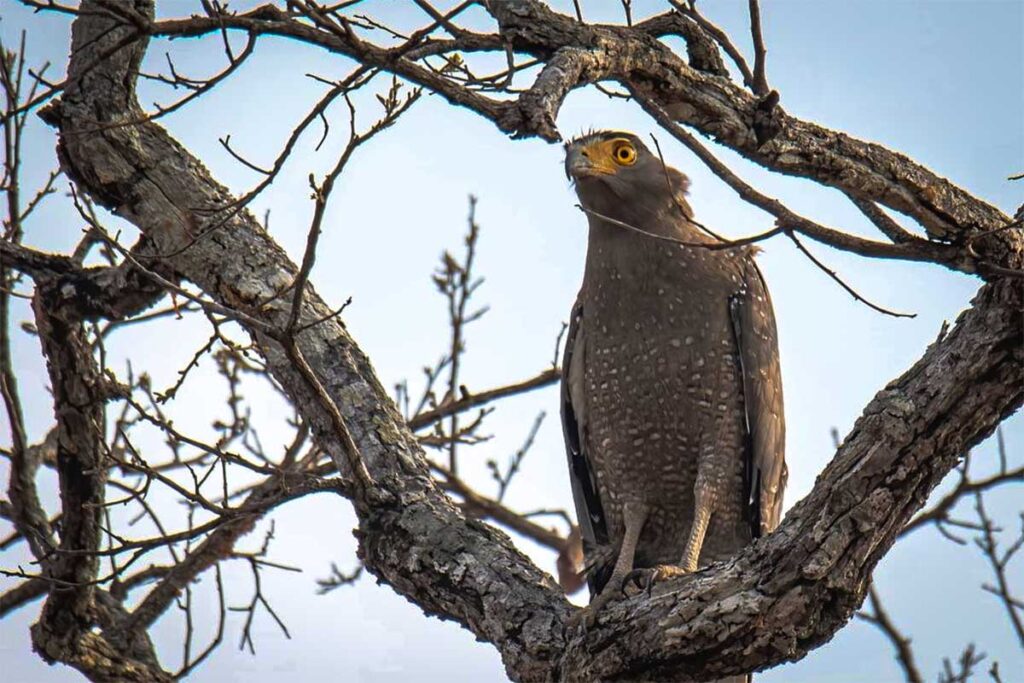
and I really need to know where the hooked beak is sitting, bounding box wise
[565,145,598,180]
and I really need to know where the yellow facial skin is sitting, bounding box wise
[577,137,638,176]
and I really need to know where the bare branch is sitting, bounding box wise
[747,0,769,95]
[939,644,986,683]
[785,230,915,319]
[634,93,975,273]
[902,433,1023,539]
[856,585,924,683]
[432,462,566,554]
[407,368,559,431]
[7,1,1018,680]
[668,0,756,91]
[286,79,420,335]
[973,494,1024,646]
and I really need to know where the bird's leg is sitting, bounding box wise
[680,483,714,572]
[572,501,649,627]
[606,501,649,588]
[626,481,716,590]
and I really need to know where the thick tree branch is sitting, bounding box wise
[29,273,171,680]
[486,1,1015,252]
[0,577,48,618]
[0,236,172,320]
[96,0,1019,273]
[635,11,728,78]
[45,4,569,679]
[31,1,1024,681]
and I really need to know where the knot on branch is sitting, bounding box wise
[753,89,781,148]
[37,98,64,126]
[497,100,561,142]
[656,13,729,78]
[497,47,605,142]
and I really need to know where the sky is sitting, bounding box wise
[0,1,1022,681]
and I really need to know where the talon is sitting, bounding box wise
[622,575,639,595]
[620,572,641,597]
[623,567,654,594]
[623,565,691,596]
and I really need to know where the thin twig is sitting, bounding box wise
[408,368,559,431]
[747,0,769,95]
[973,493,1024,646]
[285,81,420,335]
[856,585,924,683]
[785,230,915,319]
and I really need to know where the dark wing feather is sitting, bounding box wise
[560,301,610,596]
[729,258,787,536]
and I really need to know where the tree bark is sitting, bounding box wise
[28,273,170,681]
[34,1,1023,680]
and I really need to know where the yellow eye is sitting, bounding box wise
[612,142,637,166]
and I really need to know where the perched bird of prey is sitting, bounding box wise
[560,131,787,644]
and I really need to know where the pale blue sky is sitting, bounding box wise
[1,1,1021,681]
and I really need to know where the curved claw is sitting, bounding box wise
[623,567,657,598]
[624,564,690,597]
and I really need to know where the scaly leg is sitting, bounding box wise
[625,481,717,589]
[573,501,649,627]
[680,483,714,572]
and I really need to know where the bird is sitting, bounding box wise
[559,131,787,671]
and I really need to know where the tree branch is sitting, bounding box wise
[856,585,924,683]
[50,0,1016,268]
[29,271,171,680]
[408,367,559,431]
[30,1,1024,680]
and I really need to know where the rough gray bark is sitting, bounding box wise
[142,0,1016,260]
[22,1,1023,681]
[28,272,169,681]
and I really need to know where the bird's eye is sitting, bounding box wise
[613,142,637,166]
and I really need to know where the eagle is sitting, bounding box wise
[560,131,787,668]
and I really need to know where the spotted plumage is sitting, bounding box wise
[560,132,787,679]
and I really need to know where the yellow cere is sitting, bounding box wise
[581,137,638,174]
